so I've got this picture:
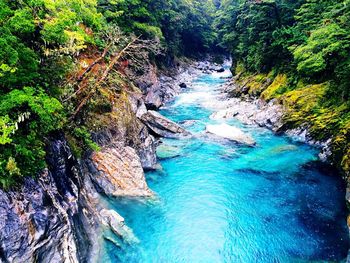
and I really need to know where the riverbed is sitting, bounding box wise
[102,67,349,262]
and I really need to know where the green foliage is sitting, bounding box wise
[0,87,65,181]
[0,115,15,145]
[1,157,21,189]
[0,0,108,185]
[98,0,218,57]
[293,23,350,76]
[73,127,100,153]
[216,0,350,175]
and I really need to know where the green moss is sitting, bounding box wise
[235,61,246,75]
[261,74,288,100]
[247,74,268,96]
[332,120,350,177]
[342,146,350,177]
[66,134,83,158]
[236,70,350,176]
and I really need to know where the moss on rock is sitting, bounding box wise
[232,64,350,176]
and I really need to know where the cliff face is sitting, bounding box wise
[0,136,101,263]
[0,61,194,262]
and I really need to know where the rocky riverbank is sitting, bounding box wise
[0,59,200,262]
[211,78,333,161]
[211,71,350,260]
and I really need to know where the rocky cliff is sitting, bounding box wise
[0,61,193,262]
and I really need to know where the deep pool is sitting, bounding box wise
[102,68,349,262]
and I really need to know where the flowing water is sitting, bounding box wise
[102,68,349,262]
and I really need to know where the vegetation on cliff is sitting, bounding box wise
[1,0,349,187]
[214,0,350,176]
[0,0,218,187]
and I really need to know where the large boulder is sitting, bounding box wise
[137,126,157,170]
[90,144,153,197]
[206,123,256,146]
[127,94,158,170]
[141,110,191,138]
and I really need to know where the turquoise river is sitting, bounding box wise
[102,67,349,262]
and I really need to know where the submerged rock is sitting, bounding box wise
[206,123,256,146]
[270,145,298,153]
[100,209,139,244]
[90,144,153,197]
[156,144,182,159]
[180,119,198,128]
[141,110,191,138]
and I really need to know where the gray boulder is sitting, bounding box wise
[141,110,191,138]
[145,89,163,110]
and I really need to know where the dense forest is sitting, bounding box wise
[0,0,217,187]
[0,0,349,187]
[214,0,350,177]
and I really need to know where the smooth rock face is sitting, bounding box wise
[91,145,153,197]
[141,110,191,138]
[206,123,256,146]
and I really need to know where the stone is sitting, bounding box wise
[179,82,187,88]
[270,145,298,153]
[128,93,148,118]
[99,209,139,244]
[0,136,102,263]
[138,129,157,170]
[206,123,256,146]
[156,144,182,159]
[91,144,153,197]
[180,119,198,128]
[145,89,163,110]
[210,95,284,131]
[141,110,191,138]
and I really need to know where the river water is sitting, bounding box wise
[102,68,349,262]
